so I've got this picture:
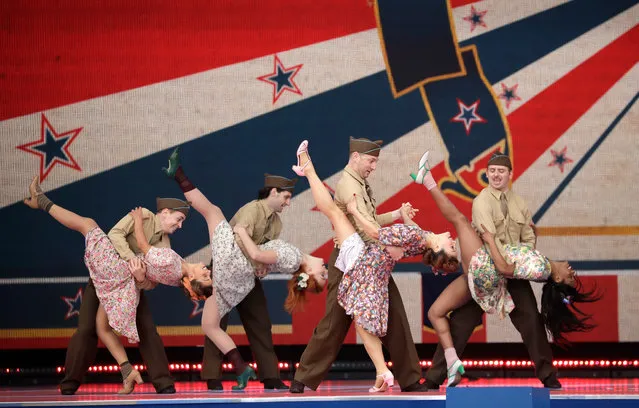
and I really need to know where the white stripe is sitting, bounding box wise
[0,277,89,285]
[515,65,639,261]
[1,0,572,208]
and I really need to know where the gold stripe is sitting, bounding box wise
[0,325,292,339]
[537,226,639,236]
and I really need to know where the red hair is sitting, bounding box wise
[284,264,324,314]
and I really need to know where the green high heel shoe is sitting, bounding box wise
[162,147,181,178]
[232,366,257,391]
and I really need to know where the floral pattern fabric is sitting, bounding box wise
[468,244,551,318]
[337,224,428,336]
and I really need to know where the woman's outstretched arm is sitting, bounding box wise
[233,225,278,264]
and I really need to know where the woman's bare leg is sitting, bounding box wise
[295,147,356,245]
[182,188,226,239]
[201,294,238,355]
[24,176,97,236]
[355,324,392,390]
[95,306,128,364]
[427,275,472,350]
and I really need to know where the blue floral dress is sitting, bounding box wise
[337,224,428,336]
[468,244,551,318]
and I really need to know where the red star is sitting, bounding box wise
[463,5,488,32]
[61,288,83,320]
[548,146,574,173]
[257,55,303,104]
[16,113,83,182]
[498,83,522,109]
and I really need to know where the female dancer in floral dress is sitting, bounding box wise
[412,151,600,387]
[23,177,210,394]
[162,148,328,390]
[291,140,459,393]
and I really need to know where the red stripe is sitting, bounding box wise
[509,26,639,175]
[0,0,478,121]
[0,0,376,120]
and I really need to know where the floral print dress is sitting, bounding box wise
[210,221,303,318]
[337,224,428,337]
[83,227,183,343]
[468,244,551,318]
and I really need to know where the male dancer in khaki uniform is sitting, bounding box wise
[424,154,561,389]
[201,174,297,390]
[59,198,190,395]
[290,137,429,393]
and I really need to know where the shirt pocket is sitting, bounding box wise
[507,209,527,237]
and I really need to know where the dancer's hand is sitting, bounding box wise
[400,202,418,221]
[346,194,359,215]
[233,224,248,235]
[254,264,268,279]
[130,207,146,224]
[128,257,147,282]
[478,224,495,243]
[385,245,405,261]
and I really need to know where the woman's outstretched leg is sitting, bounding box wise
[95,306,142,394]
[412,153,483,271]
[24,176,97,236]
[162,148,226,238]
[201,296,257,390]
[292,141,356,245]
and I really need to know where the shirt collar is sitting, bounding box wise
[487,186,510,200]
[258,199,276,218]
[344,165,366,186]
[152,213,164,236]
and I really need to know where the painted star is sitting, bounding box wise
[257,55,303,104]
[450,98,487,135]
[61,288,83,320]
[498,83,522,109]
[190,299,206,318]
[311,182,335,212]
[548,146,574,173]
[16,114,83,182]
[463,5,488,32]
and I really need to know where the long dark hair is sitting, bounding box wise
[540,277,601,347]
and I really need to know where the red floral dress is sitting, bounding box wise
[83,227,183,343]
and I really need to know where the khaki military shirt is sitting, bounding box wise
[472,186,535,259]
[334,166,394,244]
[229,199,282,266]
[108,208,170,261]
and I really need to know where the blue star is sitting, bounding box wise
[498,83,522,109]
[463,5,488,32]
[450,98,487,135]
[258,55,303,104]
[61,288,83,320]
[16,114,83,182]
[548,146,574,173]
[190,299,206,318]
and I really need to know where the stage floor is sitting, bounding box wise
[1,378,639,406]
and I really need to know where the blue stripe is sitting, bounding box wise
[2,0,636,278]
[533,92,639,223]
